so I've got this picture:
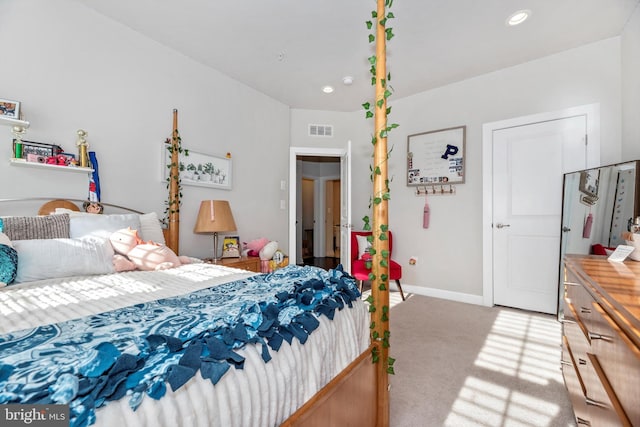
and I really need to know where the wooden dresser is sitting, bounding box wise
[562,255,640,426]
[203,256,261,273]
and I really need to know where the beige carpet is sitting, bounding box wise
[386,294,577,427]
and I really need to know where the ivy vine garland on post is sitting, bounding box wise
[363,0,398,422]
[164,109,188,254]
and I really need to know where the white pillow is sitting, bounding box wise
[69,213,141,240]
[57,208,165,244]
[139,212,166,244]
[356,235,372,259]
[259,241,278,260]
[13,236,115,283]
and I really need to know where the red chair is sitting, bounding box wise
[350,231,405,300]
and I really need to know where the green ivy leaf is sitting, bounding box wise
[381,249,390,258]
[374,166,381,175]
[381,274,388,281]
[372,331,379,340]
[373,197,382,205]
[387,72,392,81]
[380,78,386,88]
[384,89,392,98]
[386,107,392,115]
[376,99,384,108]
[368,55,377,65]
[387,366,395,375]
[381,259,389,268]
[379,129,387,138]
[369,34,375,43]
[365,260,372,269]
[368,272,376,281]
[362,102,371,110]
[379,17,387,26]
[378,283,387,291]
[386,28,394,40]
[370,321,376,329]
[366,20,373,29]
[365,111,373,119]
[371,11,378,18]
[390,123,399,129]
[381,224,389,232]
[387,12,395,19]
[382,192,390,200]
[369,305,376,313]
[371,77,376,86]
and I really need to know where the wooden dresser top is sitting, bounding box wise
[565,254,640,345]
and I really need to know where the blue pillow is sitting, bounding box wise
[0,244,18,286]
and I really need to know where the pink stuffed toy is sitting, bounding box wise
[110,228,191,271]
[244,237,270,257]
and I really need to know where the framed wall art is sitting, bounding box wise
[407,125,466,186]
[164,148,232,190]
[0,98,20,119]
[578,169,599,198]
[222,236,240,258]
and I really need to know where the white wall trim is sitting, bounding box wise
[481,103,601,308]
[401,283,484,306]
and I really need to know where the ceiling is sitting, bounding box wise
[79,0,639,112]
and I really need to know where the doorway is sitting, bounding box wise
[482,104,600,314]
[289,146,352,270]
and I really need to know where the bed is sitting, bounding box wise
[0,198,375,426]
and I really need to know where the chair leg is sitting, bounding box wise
[359,280,364,294]
[395,279,406,301]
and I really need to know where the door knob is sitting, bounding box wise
[495,223,511,229]
[562,226,571,232]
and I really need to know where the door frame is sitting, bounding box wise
[289,146,350,266]
[481,104,601,307]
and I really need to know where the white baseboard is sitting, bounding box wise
[399,283,485,306]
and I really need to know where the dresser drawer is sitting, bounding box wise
[590,302,639,426]
[562,336,590,424]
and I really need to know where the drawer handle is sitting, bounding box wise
[587,331,612,342]
[585,396,608,409]
[576,417,591,426]
[580,307,591,314]
[578,358,587,365]
[560,360,572,367]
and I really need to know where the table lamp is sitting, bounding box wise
[194,200,237,262]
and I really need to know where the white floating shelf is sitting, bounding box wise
[0,117,30,128]
[9,158,93,173]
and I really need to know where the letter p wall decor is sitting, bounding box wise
[407,126,466,186]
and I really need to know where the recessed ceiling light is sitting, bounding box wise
[322,85,334,94]
[506,9,531,26]
[342,76,354,86]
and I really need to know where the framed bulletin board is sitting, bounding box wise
[407,125,466,186]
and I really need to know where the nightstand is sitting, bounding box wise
[203,256,261,273]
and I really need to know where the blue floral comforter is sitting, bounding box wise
[0,264,361,427]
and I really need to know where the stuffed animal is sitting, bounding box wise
[110,227,191,271]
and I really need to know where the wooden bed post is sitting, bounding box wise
[166,109,180,254]
[372,0,390,425]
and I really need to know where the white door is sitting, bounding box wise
[492,116,589,314]
[340,141,352,270]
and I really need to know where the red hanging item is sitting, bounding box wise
[423,194,430,229]
[582,212,593,238]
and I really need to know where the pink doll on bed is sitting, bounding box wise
[110,227,191,271]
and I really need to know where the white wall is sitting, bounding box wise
[0,0,291,258]
[622,4,640,160]
[292,37,622,300]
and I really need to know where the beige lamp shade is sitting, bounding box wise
[194,200,237,234]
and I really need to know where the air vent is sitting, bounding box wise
[308,124,333,137]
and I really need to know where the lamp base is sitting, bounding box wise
[211,232,221,262]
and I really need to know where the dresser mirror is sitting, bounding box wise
[558,160,640,315]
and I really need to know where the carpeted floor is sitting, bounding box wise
[387,294,577,427]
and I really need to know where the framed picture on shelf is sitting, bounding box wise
[0,98,20,119]
[163,147,232,190]
[222,236,240,258]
